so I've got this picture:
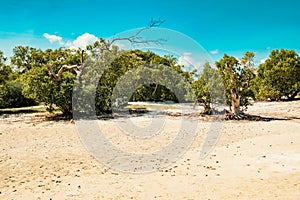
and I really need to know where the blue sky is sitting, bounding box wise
[1,0,300,67]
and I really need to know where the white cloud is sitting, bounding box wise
[210,49,219,55]
[260,58,267,64]
[43,33,64,45]
[68,33,99,49]
[113,41,129,50]
[177,52,201,69]
[43,32,99,50]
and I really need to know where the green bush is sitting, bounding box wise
[21,66,75,115]
[0,81,37,109]
[254,49,300,100]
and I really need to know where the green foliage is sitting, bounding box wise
[4,42,300,117]
[0,50,36,109]
[240,51,255,67]
[94,49,194,114]
[21,66,75,114]
[192,62,225,112]
[20,47,79,115]
[215,53,255,111]
[0,84,8,108]
[11,46,45,72]
[14,40,193,115]
[201,62,225,104]
[0,51,9,84]
[0,81,37,109]
[128,51,191,103]
[192,76,210,110]
[254,49,300,100]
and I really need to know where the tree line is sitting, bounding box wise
[0,41,299,117]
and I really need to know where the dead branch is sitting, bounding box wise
[107,18,166,49]
[47,64,81,81]
[47,50,84,81]
[48,18,164,81]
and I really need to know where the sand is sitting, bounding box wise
[0,101,300,199]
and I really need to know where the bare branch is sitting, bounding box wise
[47,64,81,81]
[48,18,164,81]
[47,65,57,80]
[149,17,165,27]
[47,50,85,81]
[107,18,165,49]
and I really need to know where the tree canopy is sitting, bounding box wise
[1,39,299,118]
[254,49,300,100]
[215,53,255,115]
[0,50,37,108]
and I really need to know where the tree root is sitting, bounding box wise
[225,112,287,121]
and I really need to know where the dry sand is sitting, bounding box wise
[0,101,300,199]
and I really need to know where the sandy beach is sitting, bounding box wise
[1,101,300,199]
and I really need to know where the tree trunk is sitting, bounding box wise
[194,100,212,115]
[224,63,241,115]
[203,101,212,114]
[225,88,248,120]
[230,88,241,115]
